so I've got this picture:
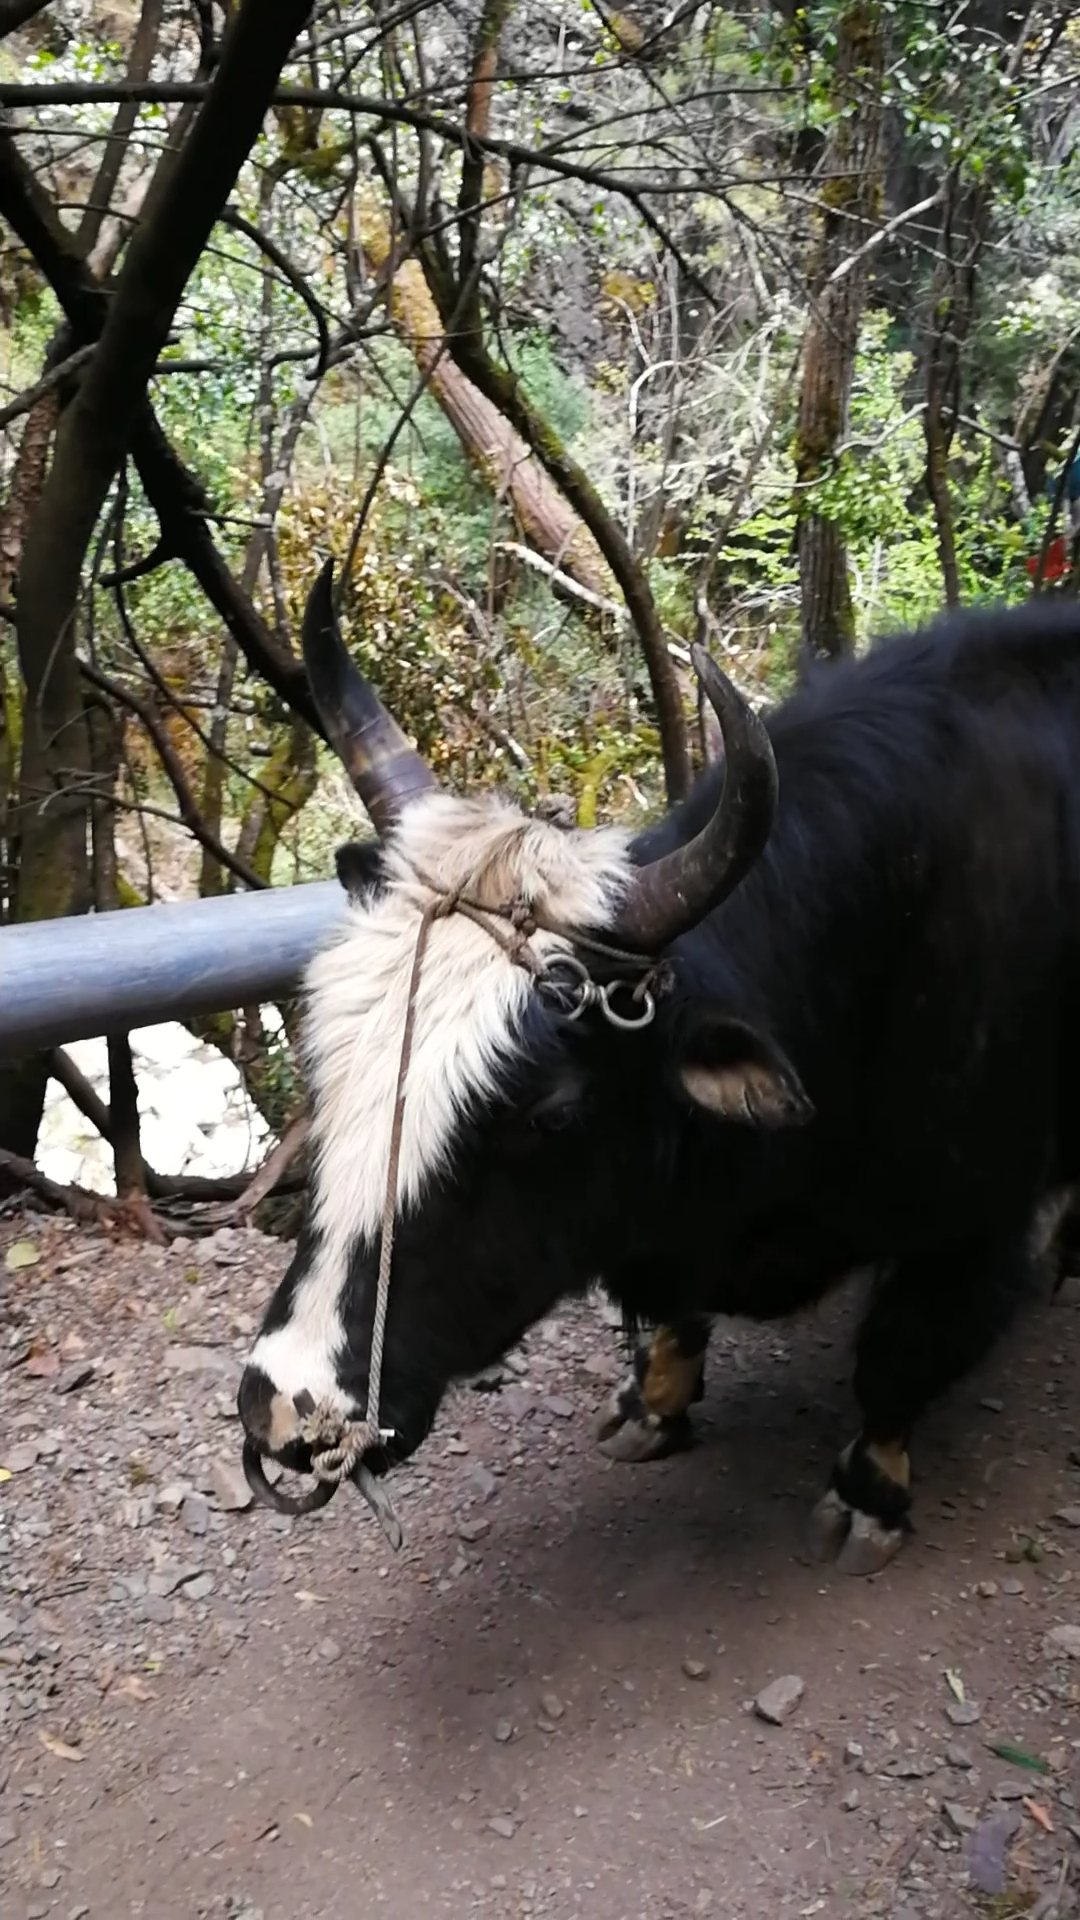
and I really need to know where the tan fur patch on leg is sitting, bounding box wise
[640,1327,705,1419]
[866,1439,910,1490]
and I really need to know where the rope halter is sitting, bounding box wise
[242,870,668,1548]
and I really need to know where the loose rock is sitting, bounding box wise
[457,1517,490,1543]
[164,1345,234,1377]
[681,1657,710,1681]
[468,1365,505,1391]
[210,1460,253,1513]
[2,1444,38,1475]
[753,1674,804,1725]
[487,1816,515,1839]
[181,1493,209,1536]
[539,1693,564,1722]
[492,1719,513,1743]
[57,1363,95,1395]
[1042,1624,1080,1660]
[884,1753,938,1780]
[946,1700,982,1726]
[1053,1506,1080,1529]
[942,1801,978,1835]
[148,1566,190,1599]
[465,1465,499,1503]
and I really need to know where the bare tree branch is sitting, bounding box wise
[0,344,94,431]
[219,205,332,378]
[79,659,270,892]
[74,0,164,259]
[0,128,322,734]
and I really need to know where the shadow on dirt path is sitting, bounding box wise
[1,1215,1078,1919]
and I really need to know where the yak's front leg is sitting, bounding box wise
[596,1316,711,1461]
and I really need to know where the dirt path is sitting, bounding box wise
[1,1212,1078,1919]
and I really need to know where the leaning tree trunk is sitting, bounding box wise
[794,2,888,668]
[355,187,614,605]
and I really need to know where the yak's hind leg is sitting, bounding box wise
[812,1221,1034,1576]
[596,1317,711,1462]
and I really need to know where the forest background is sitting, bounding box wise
[1,0,1078,1225]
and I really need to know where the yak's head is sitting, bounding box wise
[238,560,798,1525]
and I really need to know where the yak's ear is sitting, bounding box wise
[334,840,384,900]
[676,1012,814,1128]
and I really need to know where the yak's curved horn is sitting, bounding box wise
[350,1460,405,1550]
[612,645,778,951]
[242,1436,338,1515]
[303,557,439,838]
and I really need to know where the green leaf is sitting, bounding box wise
[986,1743,1049,1774]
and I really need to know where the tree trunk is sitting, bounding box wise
[356,188,614,605]
[794,2,888,667]
[87,694,153,1212]
[922,178,987,610]
[0,388,92,1158]
[0,0,311,1160]
[1,391,57,922]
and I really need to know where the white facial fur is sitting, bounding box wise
[247,792,632,1412]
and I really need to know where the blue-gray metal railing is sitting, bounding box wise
[0,882,347,1058]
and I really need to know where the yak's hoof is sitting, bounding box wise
[807,1488,853,1562]
[596,1390,694,1462]
[808,1491,906,1576]
[837,1510,907,1576]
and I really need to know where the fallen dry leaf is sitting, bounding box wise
[5,1240,41,1271]
[116,1675,153,1702]
[1022,1797,1054,1833]
[39,1731,83,1762]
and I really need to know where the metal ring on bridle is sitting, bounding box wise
[535,953,595,1020]
[598,980,656,1030]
